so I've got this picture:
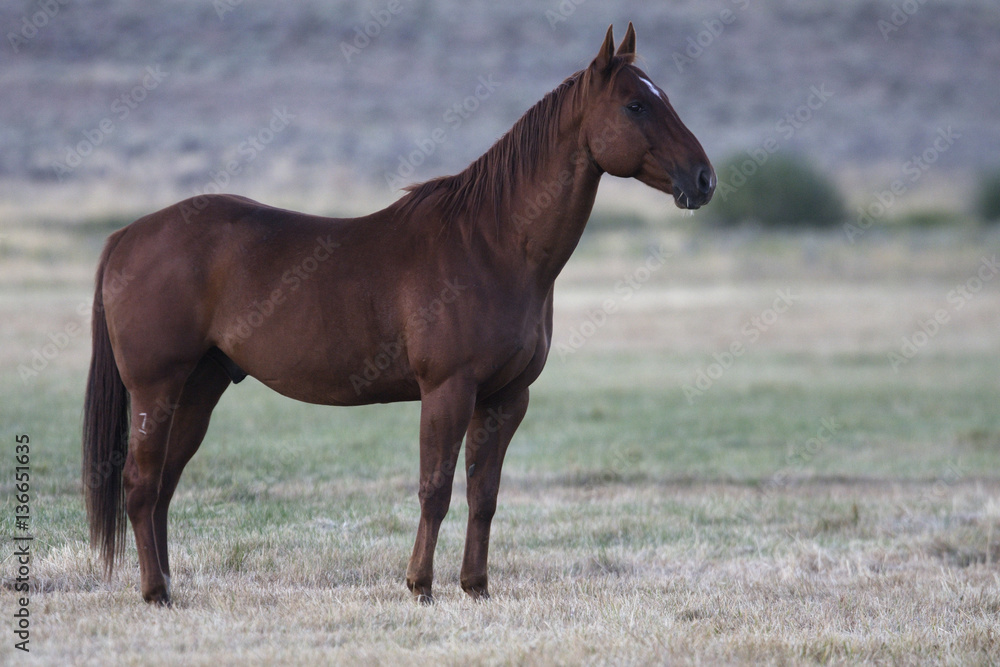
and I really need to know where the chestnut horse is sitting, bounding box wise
[83,24,714,604]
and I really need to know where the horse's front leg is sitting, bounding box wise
[460,388,529,600]
[406,377,476,603]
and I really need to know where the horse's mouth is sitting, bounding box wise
[671,166,715,210]
[674,189,710,210]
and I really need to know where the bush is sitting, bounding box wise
[707,153,845,227]
[974,169,1000,223]
[893,209,967,229]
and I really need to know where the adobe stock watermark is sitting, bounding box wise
[181,106,295,223]
[844,126,960,243]
[581,449,643,492]
[545,0,588,29]
[671,0,752,73]
[899,459,964,530]
[18,268,134,384]
[385,75,501,190]
[340,0,412,63]
[682,288,799,404]
[877,0,928,40]
[714,83,834,203]
[735,416,841,517]
[554,244,674,361]
[888,255,999,371]
[7,0,72,53]
[86,242,330,489]
[51,65,169,182]
[511,115,630,229]
[349,278,470,394]
[396,398,519,552]
[213,0,244,20]
[217,235,341,349]
[376,392,521,530]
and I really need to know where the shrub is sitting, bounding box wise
[893,209,966,229]
[974,169,1000,223]
[707,153,845,227]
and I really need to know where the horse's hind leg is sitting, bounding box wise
[151,357,231,597]
[123,370,192,604]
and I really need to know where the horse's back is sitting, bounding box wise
[99,194,421,402]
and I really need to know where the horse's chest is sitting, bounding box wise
[478,319,549,397]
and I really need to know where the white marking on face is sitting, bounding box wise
[638,76,664,101]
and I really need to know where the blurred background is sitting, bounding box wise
[3,1,1000,467]
[4,5,1000,660]
[2,0,999,225]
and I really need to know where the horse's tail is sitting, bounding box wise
[82,230,130,577]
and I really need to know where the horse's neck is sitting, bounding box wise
[507,136,603,290]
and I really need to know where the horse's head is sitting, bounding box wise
[579,23,715,210]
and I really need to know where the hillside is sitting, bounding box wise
[2,0,998,220]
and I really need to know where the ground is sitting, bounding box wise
[1,219,998,665]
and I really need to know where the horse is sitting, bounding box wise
[82,23,715,605]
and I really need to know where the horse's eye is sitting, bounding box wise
[626,101,645,115]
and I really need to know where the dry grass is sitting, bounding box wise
[2,224,1000,665]
[6,481,1000,665]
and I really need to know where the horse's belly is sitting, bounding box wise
[222,332,422,406]
[252,365,421,407]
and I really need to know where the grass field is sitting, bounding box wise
[2,219,999,665]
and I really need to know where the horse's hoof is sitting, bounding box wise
[461,575,490,601]
[143,591,171,606]
[463,586,490,601]
[468,590,490,601]
[407,579,434,605]
[142,582,171,606]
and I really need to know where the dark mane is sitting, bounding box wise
[394,55,636,229]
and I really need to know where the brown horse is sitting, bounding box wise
[82,23,714,604]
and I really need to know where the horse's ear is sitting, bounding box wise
[616,22,636,58]
[591,25,615,76]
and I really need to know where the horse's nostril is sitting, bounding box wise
[696,167,714,194]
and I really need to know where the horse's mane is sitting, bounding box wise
[393,55,636,230]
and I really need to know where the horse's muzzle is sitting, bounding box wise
[673,164,715,209]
